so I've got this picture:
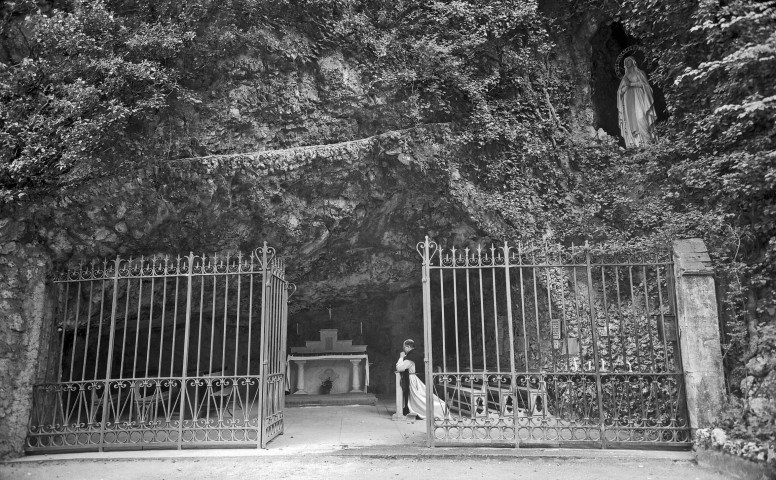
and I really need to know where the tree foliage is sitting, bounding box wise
[0,0,197,198]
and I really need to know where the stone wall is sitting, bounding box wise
[0,228,53,458]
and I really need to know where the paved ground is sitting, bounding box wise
[1,398,729,480]
[1,454,729,480]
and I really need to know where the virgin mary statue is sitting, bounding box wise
[617,56,657,148]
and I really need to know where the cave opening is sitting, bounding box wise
[590,21,669,141]
[287,288,425,396]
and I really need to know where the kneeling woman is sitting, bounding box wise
[395,339,448,419]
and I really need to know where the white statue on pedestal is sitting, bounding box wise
[617,56,657,148]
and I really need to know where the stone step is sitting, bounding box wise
[285,393,377,407]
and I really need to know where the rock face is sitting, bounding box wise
[0,3,620,459]
[0,124,515,458]
[0,233,53,458]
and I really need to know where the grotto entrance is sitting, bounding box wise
[590,21,669,142]
[26,245,289,452]
[416,239,691,449]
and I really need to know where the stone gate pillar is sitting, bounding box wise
[673,238,726,429]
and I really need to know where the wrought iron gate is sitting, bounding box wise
[26,243,291,452]
[417,238,690,449]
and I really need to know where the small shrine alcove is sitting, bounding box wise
[590,21,668,141]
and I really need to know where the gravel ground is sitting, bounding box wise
[1,455,729,480]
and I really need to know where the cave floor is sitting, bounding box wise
[271,394,427,452]
[4,395,715,479]
[11,395,696,461]
[4,396,715,479]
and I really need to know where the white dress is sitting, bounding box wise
[395,357,448,420]
[617,58,657,148]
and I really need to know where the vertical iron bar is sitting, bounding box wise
[220,269,229,418]
[491,245,500,373]
[205,262,215,421]
[642,264,657,371]
[514,245,526,373]
[421,238,435,446]
[656,265,670,371]
[276,271,283,422]
[619,268,633,434]
[177,253,195,449]
[531,247,542,373]
[544,242,556,373]
[615,267,627,372]
[257,244,269,448]
[246,257,256,434]
[192,257,205,417]
[72,277,88,438]
[452,255,462,423]
[234,258,242,418]
[68,281,82,383]
[247,257,255,373]
[585,245,606,449]
[570,252,590,429]
[627,266,641,372]
[170,270,180,378]
[145,275,155,378]
[58,282,70,384]
[93,273,106,382]
[669,259,687,436]
[158,266,169,421]
[501,243,518,447]
[557,245,570,372]
[440,269,447,374]
[600,262,616,436]
[439,265,449,422]
[279,271,289,435]
[478,251,487,373]
[207,260,216,377]
[222,268,229,373]
[144,271,155,428]
[465,255,474,406]
[158,270,167,379]
[99,257,121,451]
[517,247,529,373]
[600,265,613,371]
[667,264,683,373]
[234,257,242,374]
[271,266,278,437]
[81,280,94,382]
[132,275,143,379]
[452,251,460,375]
[571,259,585,371]
[117,268,131,425]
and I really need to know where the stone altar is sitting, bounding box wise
[287,329,370,396]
